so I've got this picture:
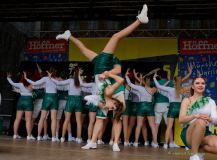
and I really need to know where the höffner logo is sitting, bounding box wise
[28,40,65,50]
[26,38,67,53]
[182,40,217,51]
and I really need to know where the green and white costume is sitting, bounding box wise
[51,78,82,113]
[126,76,155,117]
[153,78,182,118]
[26,77,58,111]
[32,89,45,118]
[90,52,125,118]
[7,77,33,111]
[180,96,217,148]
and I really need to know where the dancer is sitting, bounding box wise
[79,73,98,143]
[179,77,217,160]
[24,67,58,142]
[31,64,50,140]
[7,72,35,140]
[153,72,187,149]
[153,70,179,149]
[47,67,83,143]
[125,69,158,148]
[81,71,124,151]
[122,82,132,146]
[56,3,149,151]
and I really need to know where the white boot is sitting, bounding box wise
[56,30,71,41]
[137,4,149,24]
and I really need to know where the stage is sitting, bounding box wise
[0,136,216,160]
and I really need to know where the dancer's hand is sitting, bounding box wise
[188,63,193,74]
[7,72,12,78]
[198,114,212,122]
[46,71,52,78]
[79,68,83,75]
[153,72,158,78]
[125,68,130,76]
[99,74,106,81]
[133,69,139,77]
[23,71,27,79]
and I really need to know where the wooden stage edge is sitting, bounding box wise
[0,136,216,160]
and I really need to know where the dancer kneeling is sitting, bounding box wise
[179,77,217,160]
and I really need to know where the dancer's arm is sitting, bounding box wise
[133,69,142,85]
[125,69,142,91]
[23,72,46,85]
[182,64,193,83]
[210,99,217,124]
[78,69,94,87]
[153,73,171,93]
[179,98,199,124]
[51,78,70,86]
[104,72,124,96]
[7,73,22,88]
[36,63,42,74]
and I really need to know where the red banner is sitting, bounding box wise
[25,38,68,54]
[179,39,217,55]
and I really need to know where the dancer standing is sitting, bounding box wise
[7,72,35,140]
[48,67,83,143]
[24,67,58,142]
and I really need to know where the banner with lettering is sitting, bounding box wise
[179,38,217,101]
[179,38,217,55]
[24,38,68,62]
[178,54,217,101]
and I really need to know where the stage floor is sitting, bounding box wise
[0,136,215,160]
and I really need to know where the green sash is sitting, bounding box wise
[98,79,110,102]
[183,96,209,128]
[187,96,210,116]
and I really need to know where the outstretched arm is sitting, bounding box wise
[24,71,46,85]
[153,73,171,92]
[133,69,143,85]
[78,69,94,87]
[125,69,143,91]
[182,64,193,83]
[7,72,23,88]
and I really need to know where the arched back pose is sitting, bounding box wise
[7,72,35,140]
[179,77,217,160]
[56,4,149,151]
[81,71,124,151]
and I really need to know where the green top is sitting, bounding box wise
[154,79,173,103]
[92,52,124,94]
[98,79,110,103]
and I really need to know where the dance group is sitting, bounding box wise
[5,4,217,160]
